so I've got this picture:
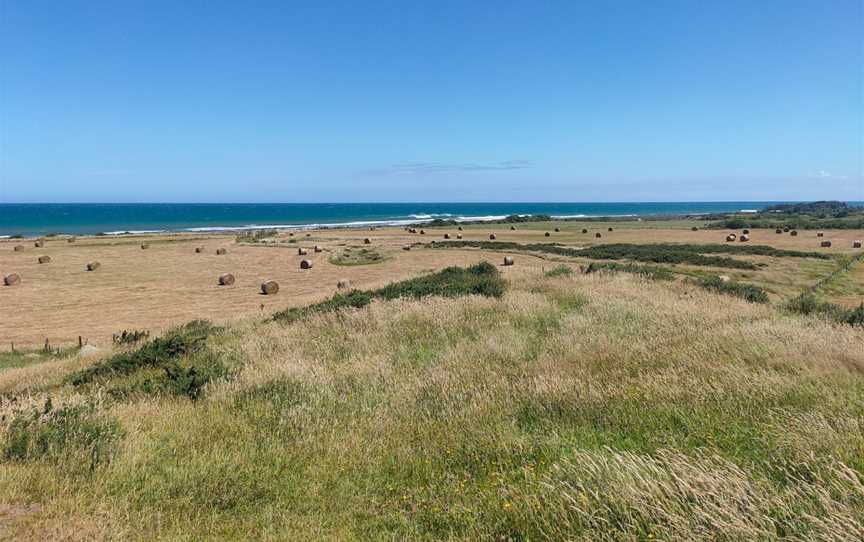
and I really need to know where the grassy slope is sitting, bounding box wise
[1,267,863,540]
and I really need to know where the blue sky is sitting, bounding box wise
[1,0,861,203]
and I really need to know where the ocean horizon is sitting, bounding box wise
[2,201,862,237]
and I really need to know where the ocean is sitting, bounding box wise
[0,201,852,237]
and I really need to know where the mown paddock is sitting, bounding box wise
[0,223,861,347]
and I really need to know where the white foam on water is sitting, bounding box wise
[103,229,166,235]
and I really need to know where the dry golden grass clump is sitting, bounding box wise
[300,259,313,269]
[86,262,101,271]
[260,280,279,295]
[3,273,20,286]
[37,255,51,264]
[218,273,235,286]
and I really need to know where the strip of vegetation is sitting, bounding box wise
[2,399,123,470]
[273,261,504,323]
[695,276,769,304]
[235,229,278,243]
[330,247,385,266]
[706,201,864,230]
[583,262,675,281]
[66,320,228,400]
[544,265,574,277]
[785,293,864,327]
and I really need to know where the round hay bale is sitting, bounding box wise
[444,233,450,239]
[582,229,588,234]
[608,227,613,232]
[853,240,862,248]
[4,273,21,286]
[420,230,425,235]
[38,255,51,264]
[260,280,279,295]
[337,279,351,289]
[554,227,560,232]
[218,273,235,286]
[790,230,798,236]
[289,232,294,237]
[726,234,736,242]
[742,229,750,235]
[402,245,411,251]
[456,233,462,239]
[141,243,149,249]
[67,237,76,243]
[86,261,101,271]
[740,234,749,242]
[195,247,203,253]
[34,240,44,248]
[305,233,311,237]
[297,248,307,255]
[821,240,832,248]
[775,229,782,234]
[503,256,514,266]
[13,245,24,252]
[692,226,699,231]
[783,227,790,232]
[364,238,371,244]
[510,226,516,231]
[489,233,496,240]
[817,232,824,237]
[718,275,731,283]
[595,232,602,238]
[544,232,550,237]
[300,259,313,269]
[458,226,463,231]
[314,245,323,253]
[216,248,227,255]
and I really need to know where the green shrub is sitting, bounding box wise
[544,265,574,278]
[785,293,863,326]
[2,400,122,469]
[274,262,504,323]
[583,262,675,281]
[696,276,769,304]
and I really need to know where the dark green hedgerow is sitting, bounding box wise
[273,262,504,323]
[695,276,770,304]
[785,293,864,327]
[583,262,675,281]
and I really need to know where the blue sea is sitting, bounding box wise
[0,202,857,237]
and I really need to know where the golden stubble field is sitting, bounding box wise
[1,222,862,348]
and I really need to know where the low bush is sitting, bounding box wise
[695,276,769,304]
[785,293,864,326]
[583,262,675,281]
[273,262,504,323]
[544,265,574,277]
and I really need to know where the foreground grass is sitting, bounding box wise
[1,266,863,540]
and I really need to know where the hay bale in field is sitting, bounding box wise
[141,243,150,249]
[13,245,24,252]
[457,226,463,231]
[503,256,514,266]
[300,259,313,269]
[297,247,307,255]
[544,232,550,237]
[314,245,323,253]
[34,240,44,248]
[817,232,824,237]
[67,237,76,243]
[783,227,790,232]
[740,234,749,242]
[595,232,602,238]
[775,229,782,234]
[403,245,411,251]
[510,226,516,231]
[86,261,101,271]
[821,240,832,248]
[261,280,279,295]
[195,247,203,253]
[692,226,699,231]
[489,233,496,240]
[608,227,613,232]
[790,230,798,236]
[582,229,588,234]
[718,275,731,283]
[364,238,371,244]
[420,230,426,235]
[38,255,51,264]
[289,232,294,237]
[337,279,351,289]
[852,240,861,248]
[742,229,750,235]
[4,273,20,286]
[216,248,227,255]
[726,234,736,242]
[554,227,560,232]
[305,233,311,237]
[444,233,450,239]
[456,233,462,239]
[218,273,235,286]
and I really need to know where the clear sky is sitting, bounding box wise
[1,0,861,203]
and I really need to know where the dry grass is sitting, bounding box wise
[1,265,862,540]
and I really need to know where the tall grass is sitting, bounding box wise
[1,267,862,540]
